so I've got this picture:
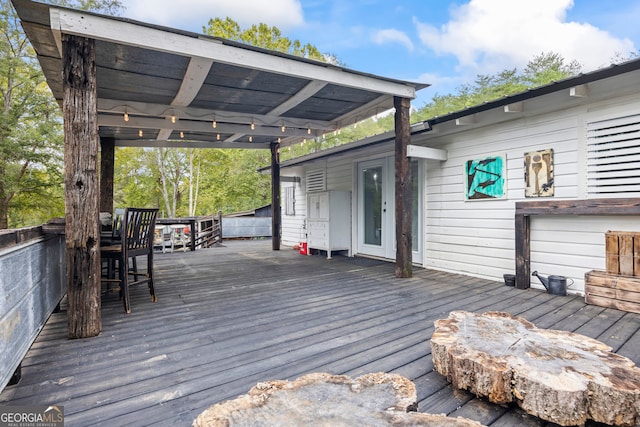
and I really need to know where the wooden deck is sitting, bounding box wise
[1,240,639,426]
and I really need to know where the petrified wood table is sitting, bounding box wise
[193,372,486,426]
[431,311,640,426]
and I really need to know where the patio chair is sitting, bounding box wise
[101,208,159,313]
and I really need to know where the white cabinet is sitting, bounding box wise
[307,191,351,259]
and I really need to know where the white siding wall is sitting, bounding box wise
[280,142,394,250]
[425,99,640,294]
[280,76,640,295]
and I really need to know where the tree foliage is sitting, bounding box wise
[203,17,326,62]
[413,52,583,122]
[0,1,64,228]
[0,0,124,229]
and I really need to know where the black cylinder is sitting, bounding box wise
[503,274,516,286]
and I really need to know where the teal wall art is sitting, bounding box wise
[465,155,506,200]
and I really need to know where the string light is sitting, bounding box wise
[170,110,176,124]
[277,137,281,143]
[307,126,311,135]
[123,109,129,122]
[281,121,286,132]
[180,131,184,139]
[249,136,253,142]
[251,119,255,131]
[216,133,220,141]
[212,115,217,129]
[138,129,143,137]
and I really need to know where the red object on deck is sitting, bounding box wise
[299,242,308,255]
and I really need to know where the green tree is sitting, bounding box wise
[0,1,64,228]
[203,18,326,61]
[413,52,583,123]
[0,0,124,228]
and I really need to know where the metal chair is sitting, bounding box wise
[101,208,159,313]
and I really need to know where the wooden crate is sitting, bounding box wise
[605,230,640,276]
[585,270,640,314]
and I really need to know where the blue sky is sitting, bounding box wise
[123,0,640,109]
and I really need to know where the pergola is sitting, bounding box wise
[12,0,427,338]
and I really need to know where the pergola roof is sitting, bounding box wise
[12,0,428,150]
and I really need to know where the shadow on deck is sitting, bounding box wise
[1,239,639,426]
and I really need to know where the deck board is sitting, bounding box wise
[1,240,639,426]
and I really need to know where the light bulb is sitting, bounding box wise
[249,136,253,142]
[216,133,220,141]
[124,111,129,122]
[180,131,184,138]
[138,129,143,137]
[251,120,255,131]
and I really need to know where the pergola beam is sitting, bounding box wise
[98,115,320,138]
[51,8,418,99]
[97,99,334,131]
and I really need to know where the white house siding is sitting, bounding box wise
[529,216,640,293]
[279,67,640,295]
[280,142,394,249]
[424,96,640,294]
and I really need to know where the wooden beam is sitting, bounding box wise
[394,96,412,278]
[99,115,318,138]
[407,145,447,161]
[267,80,328,116]
[97,99,334,131]
[51,8,418,99]
[271,142,281,251]
[63,34,101,339]
[115,140,270,149]
[515,213,530,289]
[99,137,115,215]
[171,57,215,107]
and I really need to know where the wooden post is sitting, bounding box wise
[394,96,412,278]
[515,212,530,289]
[63,34,101,338]
[270,142,281,251]
[99,137,115,215]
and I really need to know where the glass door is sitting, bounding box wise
[357,157,423,262]
[357,159,389,258]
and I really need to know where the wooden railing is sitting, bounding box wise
[196,211,223,248]
[0,224,66,392]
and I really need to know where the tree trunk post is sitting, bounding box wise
[99,137,115,215]
[394,97,412,278]
[270,142,281,251]
[515,212,530,289]
[63,34,101,338]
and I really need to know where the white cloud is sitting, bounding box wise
[372,29,414,52]
[414,0,636,75]
[124,0,304,32]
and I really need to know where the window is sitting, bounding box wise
[587,113,640,197]
[285,186,296,216]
